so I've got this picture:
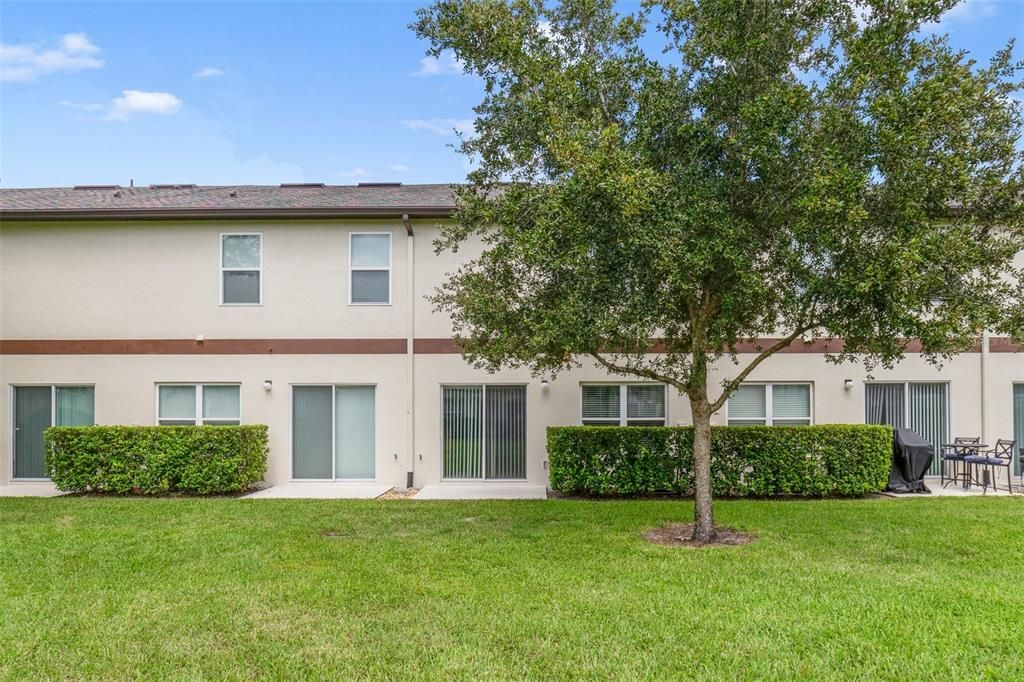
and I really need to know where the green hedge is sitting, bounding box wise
[548,424,892,497]
[44,425,269,495]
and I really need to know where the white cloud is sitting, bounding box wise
[59,100,103,112]
[107,90,182,121]
[402,117,474,136]
[338,167,367,178]
[0,32,104,82]
[194,66,225,79]
[389,164,409,172]
[412,52,465,76]
[943,0,997,23]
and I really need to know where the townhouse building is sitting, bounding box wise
[1,183,1021,495]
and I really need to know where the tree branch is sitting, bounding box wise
[708,323,819,413]
[589,353,686,392]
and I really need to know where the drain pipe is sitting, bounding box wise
[980,329,990,444]
[404,214,416,489]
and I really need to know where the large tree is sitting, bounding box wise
[414,0,1024,541]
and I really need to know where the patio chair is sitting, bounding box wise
[941,436,980,488]
[964,439,1015,495]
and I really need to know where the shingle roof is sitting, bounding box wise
[0,183,458,219]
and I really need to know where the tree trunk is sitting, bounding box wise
[689,399,716,542]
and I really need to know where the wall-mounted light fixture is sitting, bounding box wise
[195,334,205,343]
[844,379,854,391]
[540,378,550,390]
[263,380,273,391]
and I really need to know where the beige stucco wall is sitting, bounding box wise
[2,218,1022,488]
[0,219,413,339]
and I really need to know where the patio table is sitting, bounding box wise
[941,443,988,488]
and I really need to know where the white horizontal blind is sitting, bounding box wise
[221,234,261,304]
[771,384,811,425]
[158,385,197,425]
[350,234,391,304]
[728,384,766,425]
[202,385,240,425]
[581,385,620,425]
[627,385,665,425]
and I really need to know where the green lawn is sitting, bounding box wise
[1,496,1021,680]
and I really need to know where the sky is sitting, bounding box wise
[1,0,1022,188]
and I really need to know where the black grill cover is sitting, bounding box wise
[886,428,933,493]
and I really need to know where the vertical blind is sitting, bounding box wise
[442,386,484,479]
[56,386,94,426]
[1013,385,1024,476]
[865,384,905,427]
[292,386,333,479]
[485,386,527,479]
[335,386,375,479]
[908,383,948,476]
[443,385,526,479]
[866,383,948,476]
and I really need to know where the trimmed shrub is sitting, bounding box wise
[44,425,269,495]
[548,424,892,497]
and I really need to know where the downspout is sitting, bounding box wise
[404,214,416,489]
[980,329,990,444]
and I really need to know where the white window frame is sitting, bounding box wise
[579,383,668,427]
[10,384,96,481]
[348,231,392,306]
[220,232,263,306]
[439,383,529,481]
[726,382,814,426]
[289,383,378,482]
[156,383,241,426]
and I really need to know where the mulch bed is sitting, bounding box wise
[644,523,756,547]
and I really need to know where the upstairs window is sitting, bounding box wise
[158,384,240,425]
[349,233,391,305]
[221,233,262,304]
[581,384,666,426]
[727,383,812,426]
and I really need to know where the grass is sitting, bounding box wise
[1,496,1022,680]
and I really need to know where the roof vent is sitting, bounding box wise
[73,185,120,190]
[279,182,325,188]
[150,184,197,190]
[357,182,402,188]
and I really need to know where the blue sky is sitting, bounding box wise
[1,0,1021,188]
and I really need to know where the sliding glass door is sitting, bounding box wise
[292,385,376,480]
[443,385,526,480]
[13,385,95,479]
[1013,385,1024,477]
[865,382,948,475]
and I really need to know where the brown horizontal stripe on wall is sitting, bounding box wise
[413,338,463,354]
[0,339,408,355]
[0,337,1005,355]
[989,337,1020,353]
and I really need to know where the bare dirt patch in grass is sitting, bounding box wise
[644,523,755,547]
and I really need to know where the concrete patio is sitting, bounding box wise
[242,482,392,499]
[414,483,548,500]
[0,482,63,497]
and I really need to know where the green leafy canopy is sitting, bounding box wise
[414,0,1024,408]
